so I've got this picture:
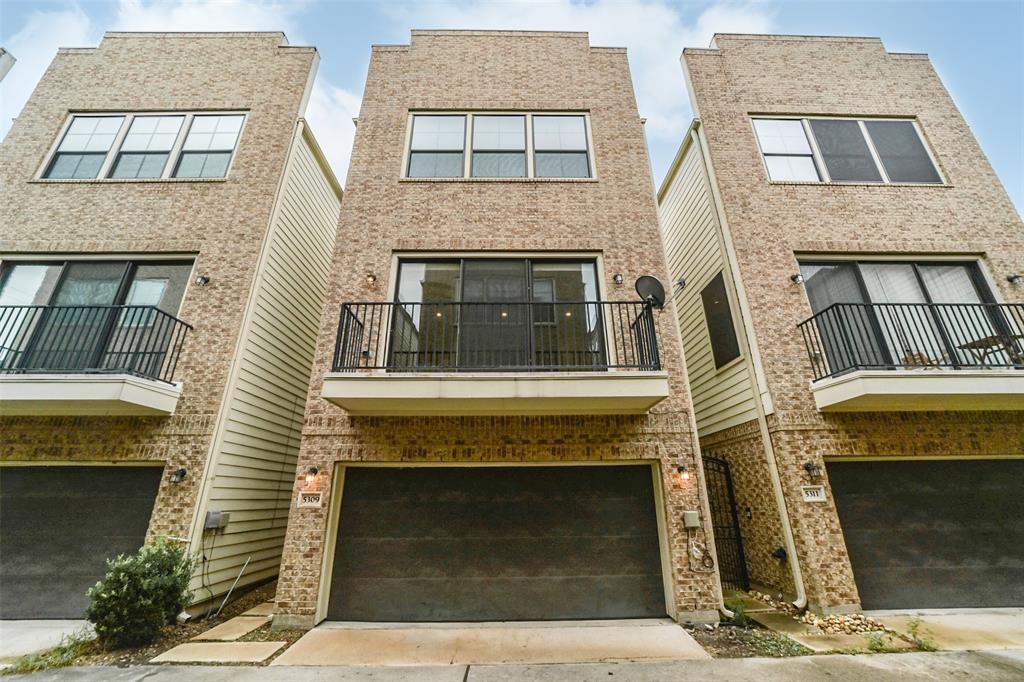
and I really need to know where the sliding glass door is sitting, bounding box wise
[392,258,603,370]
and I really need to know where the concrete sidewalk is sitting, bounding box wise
[7,650,1024,681]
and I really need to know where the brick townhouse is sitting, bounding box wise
[659,34,1024,614]
[273,30,726,628]
[0,32,341,619]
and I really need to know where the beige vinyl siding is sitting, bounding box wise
[191,121,341,599]
[659,129,758,437]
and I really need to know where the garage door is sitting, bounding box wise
[327,465,666,621]
[828,459,1024,610]
[1,466,162,619]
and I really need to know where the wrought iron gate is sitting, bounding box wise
[702,453,750,592]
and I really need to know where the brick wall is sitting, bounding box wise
[684,34,1024,610]
[275,30,719,626]
[0,33,315,541]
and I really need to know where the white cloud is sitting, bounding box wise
[386,0,776,173]
[0,5,96,140]
[305,81,362,184]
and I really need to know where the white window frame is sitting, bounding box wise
[402,111,596,180]
[37,111,248,181]
[751,115,945,186]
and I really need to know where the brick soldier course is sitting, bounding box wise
[274,30,723,628]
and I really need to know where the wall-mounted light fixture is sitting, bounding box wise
[676,277,687,290]
[170,467,188,483]
[366,274,377,287]
[194,275,210,286]
[613,273,624,286]
[1008,274,1024,285]
[676,464,690,481]
[790,273,805,285]
[803,461,821,480]
[305,465,319,484]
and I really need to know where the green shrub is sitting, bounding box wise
[724,598,751,627]
[85,537,195,648]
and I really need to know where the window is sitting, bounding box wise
[533,115,590,178]
[174,115,245,178]
[42,112,245,180]
[406,113,592,179]
[751,119,819,182]
[45,116,125,179]
[408,115,466,178]
[752,116,942,185]
[110,115,184,179]
[700,272,741,369]
[472,115,526,178]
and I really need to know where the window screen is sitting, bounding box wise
[45,116,125,179]
[472,115,526,178]
[808,119,882,183]
[700,272,741,369]
[533,115,590,178]
[408,115,466,178]
[863,121,941,183]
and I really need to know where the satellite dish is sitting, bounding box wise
[635,275,666,309]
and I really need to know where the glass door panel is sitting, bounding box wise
[800,262,883,374]
[530,261,603,368]
[0,264,64,370]
[918,264,1012,366]
[24,262,128,371]
[393,261,460,369]
[859,263,948,367]
[459,260,529,369]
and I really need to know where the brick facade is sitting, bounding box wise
[683,34,1024,611]
[0,33,316,541]
[274,30,721,627]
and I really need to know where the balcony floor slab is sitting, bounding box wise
[0,373,182,416]
[810,369,1024,412]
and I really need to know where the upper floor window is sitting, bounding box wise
[700,271,741,369]
[405,112,592,179]
[42,112,246,181]
[752,117,942,185]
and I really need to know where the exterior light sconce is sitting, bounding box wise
[790,273,805,285]
[676,277,687,290]
[803,461,821,480]
[170,467,188,483]
[1008,274,1024,285]
[194,275,210,286]
[676,464,690,481]
[305,465,319,484]
[365,274,377,287]
[772,547,788,560]
[613,273,625,286]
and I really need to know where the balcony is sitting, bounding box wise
[798,302,1024,411]
[321,301,670,416]
[0,305,191,416]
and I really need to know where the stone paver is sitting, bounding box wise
[241,602,275,617]
[150,642,285,664]
[191,616,269,641]
[271,622,709,666]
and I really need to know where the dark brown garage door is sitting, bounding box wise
[1,466,162,619]
[828,459,1024,610]
[327,465,666,621]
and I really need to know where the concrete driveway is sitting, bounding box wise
[0,620,92,663]
[866,608,1024,650]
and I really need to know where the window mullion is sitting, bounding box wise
[98,114,132,179]
[526,115,535,178]
[463,114,472,178]
[859,120,890,184]
[802,118,830,182]
[164,113,193,179]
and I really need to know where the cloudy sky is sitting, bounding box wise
[1,0,1021,212]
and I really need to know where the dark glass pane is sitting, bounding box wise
[809,120,882,182]
[530,262,603,368]
[45,153,105,179]
[471,152,526,178]
[535,152,590,178]
[864,121,942,183]
[174,151,231,178]
[799,262,880,374]
[700,272,741,369]
[110,153,169,179]
[460,260,529,369]
[0,264,63,371]
[393,262,461,369]
[407,152,464,178]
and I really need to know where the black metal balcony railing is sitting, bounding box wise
[799,302,1024,381]
[0,305,192,384]
[332,301,661,372]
